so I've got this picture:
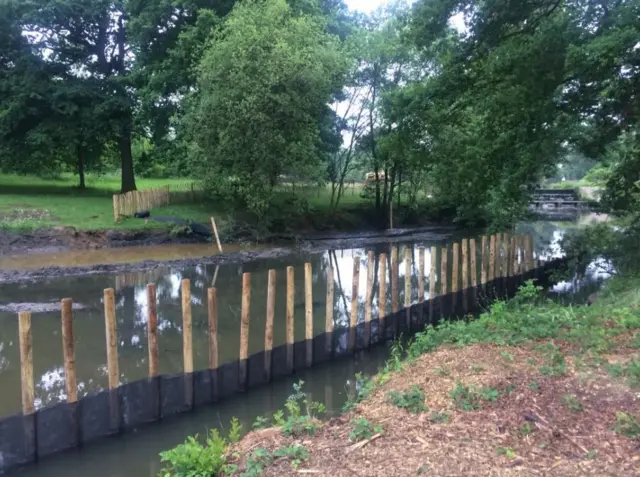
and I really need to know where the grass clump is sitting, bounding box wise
[349,418,383,441]
[386,385,429,414]
[563,394,584,413]
[615,412,640,438]
[428,411,451,424]
[242,444,310,476]
[450,382,499,411]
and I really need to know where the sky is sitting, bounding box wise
[345,0,389,12]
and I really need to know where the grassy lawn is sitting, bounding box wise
[0,173,216,231]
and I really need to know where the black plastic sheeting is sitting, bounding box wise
[0,259,562,475]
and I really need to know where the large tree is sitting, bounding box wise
[183,0,348,215]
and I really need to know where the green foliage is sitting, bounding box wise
[517,422,534,437]
[343,373,377,412]
[450,382,498,411]
[159,429,233,477]
[539,350,568,377]
[252,415,270,430]
[606,360,640,389]
[279,381,324,437]
[184,0,348,217]
[562,395,584,413]
[386,385,429,414]
[496,447,517,459]
[241,444,309,476]
[349,418,383,441]
[428,411,451,424]
[615,412,640,439]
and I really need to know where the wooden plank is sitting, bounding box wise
[418,247,425,302]
[480,236,488,285]
[495,234,502,278]
[440,246,448,295]
[502,233,510,277]
[113,195,119,222]
[378,253,387,320]
[461,239,469,290]
[452,243,460,292]
[305,263,313,366]
[181,279,193,374]
[61,298,77,403]
[510,236,518,276]
[19,312,34,414]
[470,239,477,288]
[239,272,251,384]
[207,288,218,370]
[404,248,412,308]
[526,234,535,271]
[286,266,294,372]
[146,284,159,378]
[103,288,119,390]
[391,247,399,313]
[325,266,334,353]
[365,251,375,322]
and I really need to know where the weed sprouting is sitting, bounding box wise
[386,385,429,414]
[615,412,640,438]
[349,417,383,441]
[429,411,451,424]
[450,382,498,411]
[563,395,584,413]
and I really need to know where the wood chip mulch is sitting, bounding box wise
[231,344,640,476]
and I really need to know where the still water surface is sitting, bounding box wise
[1,214,610,477]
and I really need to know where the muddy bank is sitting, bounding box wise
[0,225,458,283]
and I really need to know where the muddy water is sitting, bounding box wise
[0,216,604,477]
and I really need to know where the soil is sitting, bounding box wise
[0,225,459,283]
[230,344,640,476]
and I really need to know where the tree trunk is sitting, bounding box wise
[397,168,402,208]
[119,131,137,193]
[77,145,86,190]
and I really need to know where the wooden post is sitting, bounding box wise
[404,248,412,308]
[510,236,518,276]
[103,288,119,390]
[481,236,488,285]
[429,247,437,299]
[350,257,360,350]
[210,217,223,253]
[440,246,448,295]
[61,298,77,403]
[378,253,387,339]
[418,247,425,303]
[461,239,469,290]
[19,312,34,415]
[265,270,276,380]
[239,272,251,385]
[286,266,295,372]
[365,251,375,322]
[495,234,502,278]
[181,279,193,374]
[113,195,119,222]
[391,247,399,313]
[147,285,159,378]
[470,239,477,288]
[304,263,313,366]
[526,235,535,271]
[207,288,218,370]
[452,243,460,292]
[325,266,334,353]
[502,233,511,277]
[489,235,496,282]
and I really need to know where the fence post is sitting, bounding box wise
[470,239,477,288]
[61,298,77,403]
[461,239,469,291]
[481,236,488,285]
[378,253,387,339]
[510,236,518,276]
[208,288,218,371]
[103,288,119,390]
[325,267,334,354]
[489,235,496,282]
[496,234,503,278]
[113,195,119,223]
[391,247,399,313]
[440,246,448,296]
[418,247,425,303]
[147,285,159,378]
[239,272,251,387]
[181,279,193,374]
[264,270,276,381]
[286,266,294,373]
[304,263,313,367]
[365,251,374,345]
[210,217,223,253]
[404,248,412,308]
[502,233,510,278]
[349,257,360,351]
[19,312,34,415]
[452,243,460,293]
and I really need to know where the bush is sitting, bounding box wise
[386,385,429,414]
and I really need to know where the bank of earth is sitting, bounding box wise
[166,277,640,476]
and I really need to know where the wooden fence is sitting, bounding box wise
[112,183,204,222]
[2,233,554,473]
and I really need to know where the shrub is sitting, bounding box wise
[386,385,429,414]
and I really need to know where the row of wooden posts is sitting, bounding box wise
[112,186,171,222]
[15,233,536,416]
